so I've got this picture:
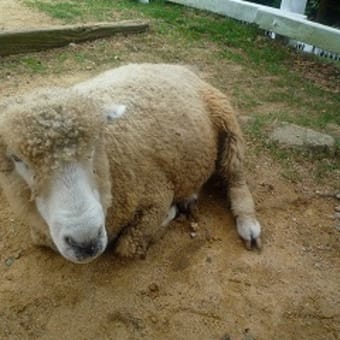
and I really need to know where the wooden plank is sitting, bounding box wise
[168,0,340,54]
[0,21,149,56]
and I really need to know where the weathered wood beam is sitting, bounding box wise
[168,0,340,54]
[0,21,149,56]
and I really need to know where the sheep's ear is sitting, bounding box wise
[104,104,126,123]
[0,137,14,172]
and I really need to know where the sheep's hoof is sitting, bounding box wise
[245,236,262,250]
[236,216,262,251]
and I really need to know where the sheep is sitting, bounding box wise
[0,64,261,263]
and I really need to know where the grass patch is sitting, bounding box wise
[20,56,47,72]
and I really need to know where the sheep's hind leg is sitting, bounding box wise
[229,180,262,250]
[217,121,261,249]
[115,194,175,259]
[204,86,261,249]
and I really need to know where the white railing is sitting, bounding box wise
[166,0,340,58]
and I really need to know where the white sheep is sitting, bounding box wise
[0,64,261,263]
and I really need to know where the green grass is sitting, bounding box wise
[20,56,47,72]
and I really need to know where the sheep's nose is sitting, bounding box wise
[65,236,98,257]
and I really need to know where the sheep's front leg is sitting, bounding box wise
[115,199,176,259]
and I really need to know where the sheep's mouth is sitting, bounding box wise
[60,233,108,264]
[64,241,107,264]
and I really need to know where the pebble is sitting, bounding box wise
[14,251,23,259]
[190,222,199,231]
[5,256,15,267]
[148,283,159,293]
[335,206,340,212]
[334,212,340,219]
[190,232,197,238]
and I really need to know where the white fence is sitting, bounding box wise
[167,0,340,58]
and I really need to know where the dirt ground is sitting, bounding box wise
[0,0,61,30]
[0,2,339,340]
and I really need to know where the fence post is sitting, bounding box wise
[280,0,307,18]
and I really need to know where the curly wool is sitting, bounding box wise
[0,64,259,256]
[0,89,104,176]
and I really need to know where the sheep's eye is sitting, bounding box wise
[11,154,22,162]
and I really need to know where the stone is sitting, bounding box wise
[5,256,15,267]
[269,122,335,154]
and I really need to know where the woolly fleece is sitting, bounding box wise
[0,64,257,257]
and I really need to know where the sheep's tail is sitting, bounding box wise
[202,86,261,248]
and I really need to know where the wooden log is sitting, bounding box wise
[0,21,149,56]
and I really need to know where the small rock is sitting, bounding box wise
[334,212,340,219]
[148,283,159,293]
[190,232,197,238]
[150,316,157,323]
[5,256,15,267]
[335,206,340,212]
[69,42,77,47]
[269,122,335,155]
[336,192,340,200]
[190,222,199,231]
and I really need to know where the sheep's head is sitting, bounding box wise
[0,90,125,264]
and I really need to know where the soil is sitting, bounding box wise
[0,2,339,340]
[0,0,61,31]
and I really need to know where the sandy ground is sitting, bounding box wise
[0,0,61,31]
[0,1,339,340]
